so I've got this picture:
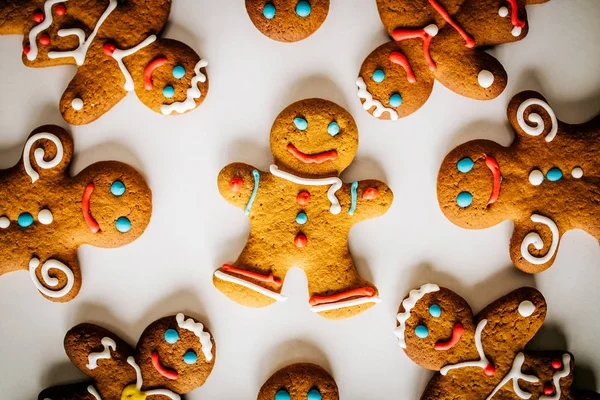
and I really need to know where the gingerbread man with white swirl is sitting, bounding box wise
[437,91,600,273]
[0,125,152,302]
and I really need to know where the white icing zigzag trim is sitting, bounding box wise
[29,258,74,298]
[310,296,381,313]
[214,270,287,302]
[161,59,208,115]
[517,98,558,142]
[485,352,538,400]
[23,133,64,183]
[356,77,399,120]
[520,214,559,265]
[176,313,213,362]
[86,337,116,369]
[394,284,439,348]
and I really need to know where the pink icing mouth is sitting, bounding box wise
[435,323,464,351]
[82,183,100,233]
[286,144,338,164]
[151,351,178,380]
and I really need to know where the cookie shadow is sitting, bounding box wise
[278,74,351,112]
[38,360,84,391]
[220,138,272,171]
[342,154,388,183]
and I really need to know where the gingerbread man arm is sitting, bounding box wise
[0,0,38,35]
[507,91,561,143]
[38,382,101,400]
[509,214,562,273]
[18,125,74,183]
[346,179,393,221]
[217,162,261,212]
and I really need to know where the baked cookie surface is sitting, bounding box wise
[258,363,339,400]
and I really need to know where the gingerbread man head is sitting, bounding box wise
[258,363,339,400]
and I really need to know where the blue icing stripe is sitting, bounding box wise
[244,169,260,215]
[348,181,358,216]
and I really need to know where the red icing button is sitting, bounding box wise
[483,363,496,377]
[103,43,116,56]
[55,4,66,15]
[33,11,44,23]
[229,177,243,192]
[296,191,310,205]
[39,34,50,45]
[551,359,562,369]
[294,234,307,248]
[362,187,379,200]
[23,45,31,55]
[543,383,554,396]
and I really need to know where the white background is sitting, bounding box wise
[1,1,599,399]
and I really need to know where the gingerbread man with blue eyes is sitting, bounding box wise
[0,0,208,125]
[213,98,394,320]
[437,91,600,273]
[395,284,599,399]
[0,125,152,302]
[38,313,216,400]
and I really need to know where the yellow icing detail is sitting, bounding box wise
[121,384,147,400]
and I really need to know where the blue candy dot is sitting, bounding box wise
[163,85,175,98]
[183,350,197,364]
[296,212,308,225]
[110,180,126,196]
[327,121,339,136]
[173,66,185,79]
[546,167,563,182]
[457,157,474,173]
[294,117,308,131]
[164,329,179,344]
[372,69,385,83]
[389,93,402,107]
[295,1,311,17]
[429,304,441,318]
[263,2,276,19]
[307,388,322,400]
[415,325,429,338]
[456,191,473,208]
[275,389,291,400]
[18,212,34,228]
[116,216,131,233]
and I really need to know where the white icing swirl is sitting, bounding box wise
[28,258,74,298]
[23,133,65,183]
[520,214,559,265]
[356,77,399,120]
[516,98,558,142]
[394,284,440,348]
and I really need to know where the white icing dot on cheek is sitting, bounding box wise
[71,98,84,110]
[499,6,509,17]
[571,167,583,179]
[529,169,544,186]
[38,209,53,225]
[518,300,535,317]
[477,70,495,88]
[0,216,9,228]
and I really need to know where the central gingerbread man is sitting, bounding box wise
[213,98,394,319]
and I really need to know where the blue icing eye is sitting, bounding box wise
[263,2,276,19]
[457,157,474,173]
[429,304,441,318]
[296,212,308,224]
[18,212,34,228]
[173,65,185,79]
[110,180,126,196]
[116,216,131,233]
[415,325,429,338]
[327,121,339,136]
[163,85,175,98]
[164,329,179,344]
[456,191,473,208]
[546,167,563,181]
[295,1,311,17]
[183,350,197,364]
[294,117,308,130]
[372,69,385,82]
[275,389,291,400]
[389,93,402,107]
[307,388,322,400]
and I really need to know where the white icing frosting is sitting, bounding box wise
[517,98,558,142]
[518,300,535,317]
[571,167,583,179]
[485,352,538,399]
[23,133,64,183]
[48,0,118,65]
[87,385,102,400]
[269,164,342,214]
[26,0,64,61]
[0,216,9,228]
[110,35,157,91]
[356,77,399,120]
[499,6,509,17]
[520,214,559,265]
[512,26,522,37]
[540,354,571,400]
[71,98,84,110]
[38,209,53,225]
[214,270,287,302]
[175,313,213,362]
[161,59,208,115]
[310,296,381,313]
[29,258,74,298]
[394,284,440,348]
[478,70,495,88]
[126,356,180,399]
[440,319,491,375]
[529,169,544,186]
[86,337,116,369]
[424,24,439,36]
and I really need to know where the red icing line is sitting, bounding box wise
[428,0,475,48]
[222,264,282,288]
[286,144,338,164]
[151,352,178,380]
[144,57,167,91]
[389,52,416,83]
[309,287,375,306]
[362,187,379,200]
[484,363,496,377]
[507,0,526,28]
[82,184,100,233]
[391,29,437,72]
[484,154,501,206]
[434,323,464,350]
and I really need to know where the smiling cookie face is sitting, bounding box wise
[270,98,358,178]
[258,363,339,400]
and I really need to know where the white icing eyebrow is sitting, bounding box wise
[176,313,213,361]
[394,284,440,348]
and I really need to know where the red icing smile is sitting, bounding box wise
[484,154,501,206]
[82,183,100,233]
[151,351,178,380]
[435,322,464,351]
[287,144,338,164]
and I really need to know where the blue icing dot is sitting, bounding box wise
[389,93,402,107]
[327,121,339,136]
[372,69,385,83]
[173,65,185,79]
[456,191,473,208]
[295,1,311,17]
[457,157,474,173]
[294,117,308,131]
[546,167,563,181]
[429,304,441,318]
[110,180,126,196]
[183,350,197,364]
[275,389,291,400]
[296,212,308,225]
[18,212,33,228]
[307,388,322,400]
[116,216,131,233]
[263,2,276,19]
[163,85,175,98]
[415,325,429,338]
[164,329,179,344]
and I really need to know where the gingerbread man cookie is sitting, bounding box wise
[214,98,393,319]
[0,125,152,302]
[258,363,339,400]
[395,284,599,399]
[0,0,209,125]
[437,91,600,273]
[38,313,215,400]
[357,0,549,120]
